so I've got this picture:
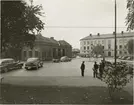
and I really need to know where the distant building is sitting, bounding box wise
[80,31,134,57]
[72,48,80,57]
[21,34,72,61]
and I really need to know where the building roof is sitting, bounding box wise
[58,40,72,47]
[80,32,134,40]
[36,34,59,45]
[35,34,71,47]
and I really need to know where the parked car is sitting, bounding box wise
[0,58,23,73]
[97,55,102,58]
[122,56,128,60]
[52,59,60,63]
[60,56,71,62]
[25,58,43,70]
[118,56,122,59]
[126,57,131,60]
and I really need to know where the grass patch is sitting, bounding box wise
[0,84,133,104]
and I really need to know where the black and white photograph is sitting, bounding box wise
[0,0,134,104]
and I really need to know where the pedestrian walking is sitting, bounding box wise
[93,62,98,78]
[80,61,85,77]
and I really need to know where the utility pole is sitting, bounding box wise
[114,0,117,68]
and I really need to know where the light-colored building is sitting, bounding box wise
[80,31,134,57]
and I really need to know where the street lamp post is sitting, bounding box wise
[114,0,117,68]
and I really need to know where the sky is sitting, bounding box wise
[28,0,129,49]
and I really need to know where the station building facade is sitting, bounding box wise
[80,31,134,57]
[21,34,72,61]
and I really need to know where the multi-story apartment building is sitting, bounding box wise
[80,31,134,57]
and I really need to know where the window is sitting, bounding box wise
[108,52,111,56]
[94,40,96,44]
[84,41,86,45]
[35,51,38,57]
[87,46,89,50]
[84,46,86,50]
[108,44,111,49]
[119,45,122,49]
[24,51,27,57]
[98,40,100,44]
[102,46,104,49]
[108,40,111,44]
[87,41,89,45]
[102,40,104,44]
[29,51,32,57]
[119,39,122,43]
[119,51,122,54]
[124,51,127,54]
[124,45,127,49]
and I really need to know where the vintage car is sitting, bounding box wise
[25,58,43,70]
[52,59,60,63]
[0,58,23,73]
[60,56,72,62]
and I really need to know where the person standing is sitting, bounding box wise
[93,62,98,78]
[99,62,103,78]
[80,61,85,77]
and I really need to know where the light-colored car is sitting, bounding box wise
[25,58,43,70]
[60,56,71,62]
[0,58,23,73]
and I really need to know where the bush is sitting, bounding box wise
[101,62,133,99]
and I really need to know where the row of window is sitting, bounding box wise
[82,38,128,45]
[83,40,105,45]
[23,51,39,58]
[82,51,127,55]
[82,45,127,50]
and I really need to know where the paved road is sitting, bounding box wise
[1,57,133,95]
[1,58,100,77]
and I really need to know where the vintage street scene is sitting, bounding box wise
[1,0,134,104]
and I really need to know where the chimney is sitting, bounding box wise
[113,31,115,35]
[50,37,54,39]
[121,31,124,34]
[90,34,92,36]
[97,33,100,36]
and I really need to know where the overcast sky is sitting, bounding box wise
[30,0,128,48]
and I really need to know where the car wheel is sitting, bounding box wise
[36,65,39,70]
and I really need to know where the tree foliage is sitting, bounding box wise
[101,61,133,99]
[91,44,103,57]
[1,1,44,50]
[1,0,45,59]
[127,39,134,54]
[126,0,134,30]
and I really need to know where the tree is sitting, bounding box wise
[1,0,45,59]
[127,39,134,54]
[101,61,133,100]
[91,44,103,57]
[126,0,134,30]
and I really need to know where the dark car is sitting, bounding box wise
[25,58,43,70]
[52,59,60,63]
[0,58,23,73]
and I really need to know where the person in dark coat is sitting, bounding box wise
[101,60,105,70]
[80,61,85,77]
[99,62,103,78]
[93,62,98,78]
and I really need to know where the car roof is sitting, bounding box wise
[27,57,39,61]
[0,58,14,64]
